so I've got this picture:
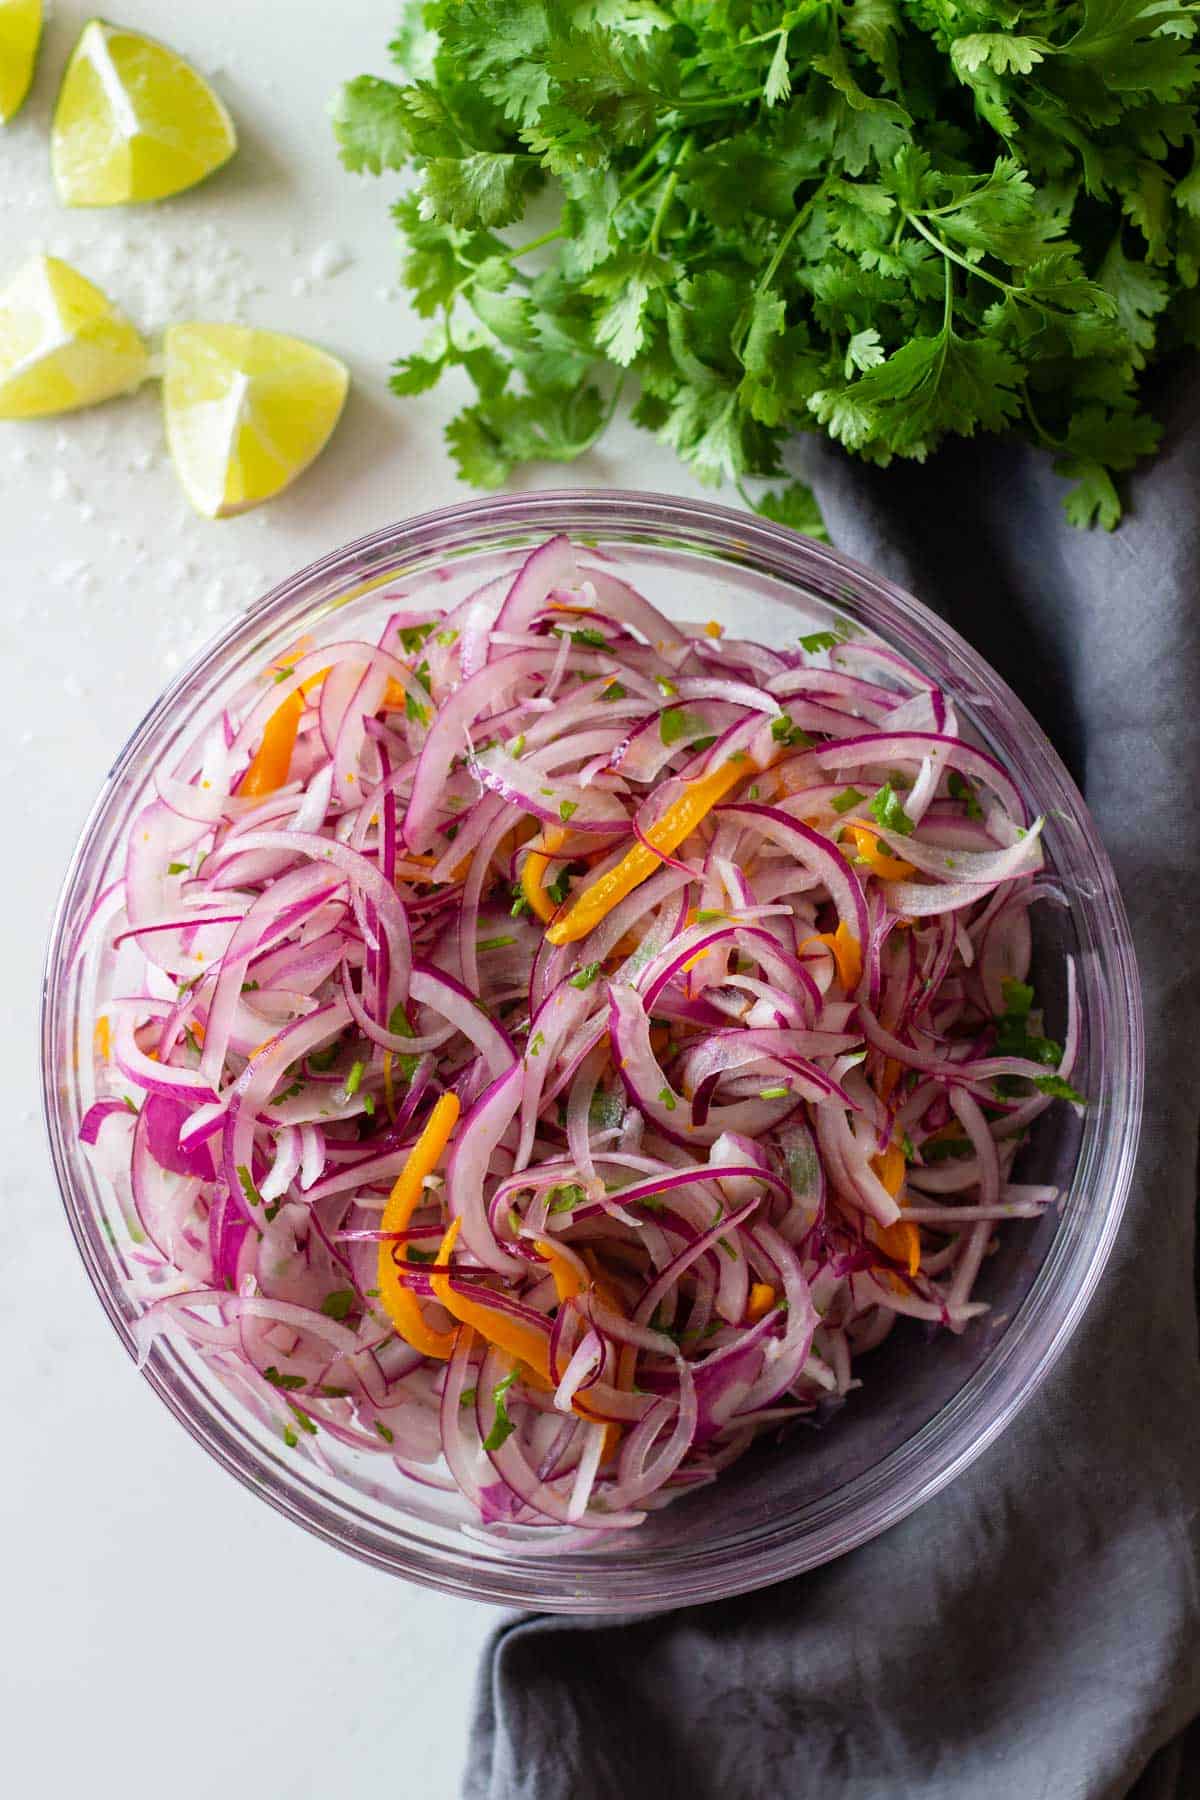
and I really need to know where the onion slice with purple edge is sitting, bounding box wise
[79,534,1080,1535]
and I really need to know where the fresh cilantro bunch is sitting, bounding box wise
[333,1,1200,531]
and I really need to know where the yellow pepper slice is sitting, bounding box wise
[241,689,304,799]
[546,756,758,946]
[842,821,917,882]
[535,1238,589,1304]
[520,850,558,924]
[377,1092,461,1361]
[798,920,863,994]
[746,1281,777,1324]
[431,1217,555,1388]
[869,1139,920,1279]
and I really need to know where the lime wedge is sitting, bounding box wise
[52,19,236,206]
[0,254,148,418]
[163,323,349,518]
[0,0,41,122]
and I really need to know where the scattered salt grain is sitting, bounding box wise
[311,242,352,281]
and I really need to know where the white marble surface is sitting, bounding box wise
[1,4,712,1792]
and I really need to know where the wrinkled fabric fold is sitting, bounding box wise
[463,369,1200,1800]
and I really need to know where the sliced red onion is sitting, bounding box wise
[83,533,1076,1535]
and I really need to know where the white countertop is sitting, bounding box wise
[1,4,710,1793]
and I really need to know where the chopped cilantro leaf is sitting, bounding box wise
[264,1364,305,1392]
[656,1086,677,1113]
[1035,1074,1088,1104]
[236,1164,263,1209]
[478,934,517,952]
[482,1368,519,1452]
[659,707,695,747]
[166,861,188,876]
[405,1245,438,1263]
[869,783,914,837]
[548,1183,586,1213]
[831,788,865,815]
[948,772,984,819]
[558,799,579,823]
[345,1059,365,1097]
[374,1420,395,1444]
[569,961,602,989]
[922,1137,975,1163]
[799,631,844,655]
[545,865,573,906]
[399,623,435,654]
[770,714,814,748]
[320,1290,356,1320]
[602,681,627,701]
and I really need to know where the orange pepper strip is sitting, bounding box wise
[546,756,760,946]
[746,1282,777,1324]
[526,1240,631,1456]
[241,690,304,799]
[93,1017,112,1060]
[377,1092,462,1361]
[535,1238,589,1304]
[430,1218,555,1389]
[878,1057,902,1102]
[841,821,917,882]
[520,850,557,924]
[869,1140,921,1279]
[798,920,863,994]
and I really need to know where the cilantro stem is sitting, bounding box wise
[620,129,676,195]
[506,226,566,261]
[904,212,1015,299]
[648,167,681,256]
[1019,380,1064,449]
[757,182,829,297]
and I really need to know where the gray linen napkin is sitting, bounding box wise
[463,371,1200,1800]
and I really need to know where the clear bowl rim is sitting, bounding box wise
[41,487,1144,1612]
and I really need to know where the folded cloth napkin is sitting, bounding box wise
[463,368,1200,1800]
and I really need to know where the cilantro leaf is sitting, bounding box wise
[869,782,914,836]
[482,1367,520,1452]
[331,76,411,174]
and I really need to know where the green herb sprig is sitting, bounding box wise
[334,0,1200,532]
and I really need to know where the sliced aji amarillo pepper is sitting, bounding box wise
[377,1091,462,1361]
[798,919,863,993]
[546,755,764,946]
[520,849,558,924]
[241,689,304,799]
[430,1217,555,1388]
[841,821,917,881]
[868,1138,920,1280]
[746,1282,777,1324]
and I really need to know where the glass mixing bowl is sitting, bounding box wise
[41,490,1142,1611]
